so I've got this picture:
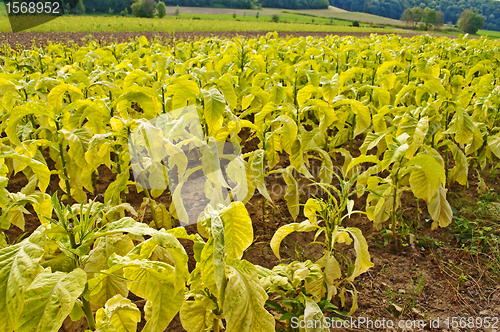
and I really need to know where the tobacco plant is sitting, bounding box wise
[270,171,373,314]
[350,132,452,251]
[180,202,275,332]
[0,194,190,332]
[259,260,344,332]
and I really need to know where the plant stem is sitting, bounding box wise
[82,286,96,331]
[143,186,159,229]
[109,91,114,117]
[213,276,227,332]
[391,172,399,240]
[416,197,420,228]
[56,121,73,205]
[213,317,220,332]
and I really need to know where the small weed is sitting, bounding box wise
[382,274,425,317]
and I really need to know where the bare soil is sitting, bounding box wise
[0,30,422,50]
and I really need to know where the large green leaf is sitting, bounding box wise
[217,79,238,111]
[428,185,453,230]
[0,228,45,332]
[270,220,318,260]
[297,85,321,106]
[302,295,329,332]
[321,74,339,104]
[317,251,341,301]
[249,149,273,204]
[199,238,219,299]
[17,268,87,332]
[115,86,161,119]
[202,87,226,136]
[224,258,275,332]
[84,234,134,275]
[88,258,129,308]
[0,151,50,193]
[333,99,371,137]
[48,83,83,113]
[127,232,189,294]
[62,128,92,171]
[179,299,212,332]
[122,259,184,332]
[406,154,445,203]
[274,115,298,155]
[344,227,374,281]
[221,202,253,260]
[281,166,300,221]
[5,104,54,146]
[210,211,226,296]
[95,294,141,332]
[487,134,500,159]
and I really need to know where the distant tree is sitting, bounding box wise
[413,7,424,22]
[352,20,360,26]
[131,1,141,16]
[121,8,129,16]
[271,14,279,22]
[436,10,445,26]
[422,7,437,29]
[108,7,114,15]
[175,5,180,16]
[132,0,156,18]
[401,8,416,27]
[256,11,260,19]
[157,1,166,18]
[76,0,85,15]
[233,12,237,19]
[458,9,485,34]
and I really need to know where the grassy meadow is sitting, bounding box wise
[0,14,397,33]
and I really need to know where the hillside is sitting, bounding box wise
[329,0,500,31]
[289,5,404,25]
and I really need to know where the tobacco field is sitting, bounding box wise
[0,33,499,332]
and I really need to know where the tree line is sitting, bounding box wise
[79,0,328,13]
[328,0,500,31]
[402,7,486,34]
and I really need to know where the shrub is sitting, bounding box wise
[175,4,180,16]
[256,11,259,20]
[352,20,360,27]
[108,7,114,15]
[271,14,279,22]
[132,0,156,18]
[157,1,166,18]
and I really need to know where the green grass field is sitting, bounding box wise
[179,12,356,26]
[0,1,6,16]
[0,14,397,33]
[285,6,404,25]
[478,29,500,38]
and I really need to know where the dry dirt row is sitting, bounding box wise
[0,30,424,49]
